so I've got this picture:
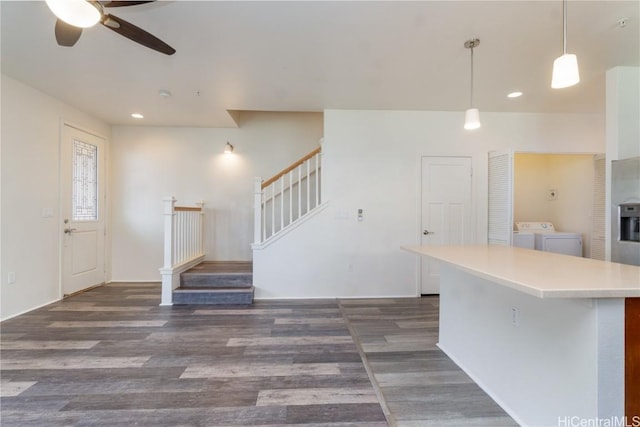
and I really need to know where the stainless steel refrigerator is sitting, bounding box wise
[611,156,640,266]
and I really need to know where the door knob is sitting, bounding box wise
[423,230,434,235]
[64,227,77,234]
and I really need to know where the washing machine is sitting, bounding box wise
[512,231,534,249]
[515,222,583,257]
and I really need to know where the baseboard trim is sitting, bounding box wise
[107,280,161,284]
[0,298,60,322]
[254,294,419,301]
[63,282,105,298]
[437,342,525,427]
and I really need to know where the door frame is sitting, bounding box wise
[58,120,109,298]
[417,155,475,296]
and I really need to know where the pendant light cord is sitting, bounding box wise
[469,45,474,107]
[562,0,567,55]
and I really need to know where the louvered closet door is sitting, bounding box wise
[488,150,513,246]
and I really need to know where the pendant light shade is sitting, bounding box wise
[464,108,481,130]
[45,0,101,28]
[551,0,579,89]
[463,38,481,131]
[551,53,580,89]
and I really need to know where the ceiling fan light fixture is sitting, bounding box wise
[45,0,101,28]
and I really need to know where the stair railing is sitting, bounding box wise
[159,197,205,306]
[254,147,321,244]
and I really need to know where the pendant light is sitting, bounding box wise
[551,0,580,88]
[45,0,101,28]
[464,38,481,130]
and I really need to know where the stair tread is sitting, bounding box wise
[173,285,254,305]
[184,261,252,274]
[182,271,253,277]
[177,262,254,305]
[175,287,254,292]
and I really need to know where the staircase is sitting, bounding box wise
[172,261,254,305]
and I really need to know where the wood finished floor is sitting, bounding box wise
[0,283,516,426]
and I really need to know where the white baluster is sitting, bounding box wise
[270,184,275,238]
[279,175,284,231]
[197,201,205,255]
[288,170,293,227]
[254,177,262,244]
[297,164,302,221]
[315,153,320,207]
[306,159,311,213]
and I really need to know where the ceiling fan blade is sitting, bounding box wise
[102,1,156,7]
[55,19,83,47]
[100,13,176,55]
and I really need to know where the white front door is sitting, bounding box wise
[60,124,106,296]
[420,156,472,294]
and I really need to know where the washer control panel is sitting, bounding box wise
[515,222,555,232]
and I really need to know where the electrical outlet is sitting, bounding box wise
[8,272,16,284]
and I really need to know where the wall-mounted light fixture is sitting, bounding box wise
[463,38,481,130]
[45,0,100,28]
[224,142,234,154]
[551,0,580,89]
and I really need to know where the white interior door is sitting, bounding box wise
[60,124,106,296]
[420,156,472,294]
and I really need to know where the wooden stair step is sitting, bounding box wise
[176,261,254,305]
[172,287,254,305]
[181,260,253,289]
[180,272,253,288]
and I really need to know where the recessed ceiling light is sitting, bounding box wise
[131,113,144,119]
[507,91,523,98]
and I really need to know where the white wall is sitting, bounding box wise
[438,265,623,426]
[514,153,596,256]
[254,109,604,298]
[110,112,323,281]
[1,74,111,321]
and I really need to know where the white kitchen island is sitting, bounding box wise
[402,244,640,427]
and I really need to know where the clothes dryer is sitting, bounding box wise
[515,222,583,257]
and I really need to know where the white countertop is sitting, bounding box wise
[401,244,640,299]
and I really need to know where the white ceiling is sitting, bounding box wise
[1,1,638,128]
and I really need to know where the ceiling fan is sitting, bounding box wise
[46,0,175,55]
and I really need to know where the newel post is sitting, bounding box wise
[254,177,263,244]
[162,197,176,269]
[160,196,176,306]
